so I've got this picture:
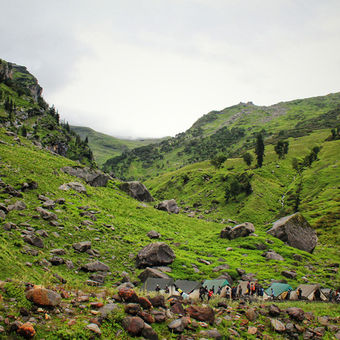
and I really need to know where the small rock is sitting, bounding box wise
[86,323,101,335]
[17,322,36,338]
[270,318,285,332]
[147,230,161,239]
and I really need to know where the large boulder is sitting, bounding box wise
[136,242,175,268]
[220,222,255,240]
[26,287,61,307]
[138,267,170,282]
[267,213,317,253]
[122,316,145,336]
[119,181,154,202]
[61,166,111,187]
[154,199,179,214]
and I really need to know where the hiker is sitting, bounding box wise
[270,288,275,300]
[238,285,243,298]
[250,282,256,296]
[258,286,264,298]
[217,286,222,295]
[255,281,259,296]
[329,289,334,302]
[155,284,161,294]
[297,288,302,300]
[164,285,170,294]
[225,286,231,300]
[286,288,291,300]
[247,281,251,295]
[208,287,214,301]
[199,286,206,301]
[231,286,237,300]
[181,291,190,300]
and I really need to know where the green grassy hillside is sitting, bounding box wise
[103,93,340,180]
[1,127,339,290]
[71,125,167,167]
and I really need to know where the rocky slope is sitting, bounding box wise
[0,58,94,166]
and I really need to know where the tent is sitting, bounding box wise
[202,279,230,294]
[290,284,326,301]
[264,283,293,300]
[174,280,201,298]
[142,278,175,294]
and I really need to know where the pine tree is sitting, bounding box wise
[242,152,253,166]
[255,133,265,167]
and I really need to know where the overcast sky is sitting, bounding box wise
[1,0,340,138]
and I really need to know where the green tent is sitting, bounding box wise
[202,279,230,293]
[265,283,293,298]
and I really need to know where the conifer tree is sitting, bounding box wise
[255,133,265,167]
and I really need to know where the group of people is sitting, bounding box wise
[197,281,265,301]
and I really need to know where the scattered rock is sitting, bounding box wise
[59,182,87,194]
[220,222,255,239]
[149,295,165,308]
[267,212,318,253]
[151,309,166,323]
[245,308,257,321]
[73,241,92,252]
[270,318,285,332]
[36,207,57,220]
[125,303,142,315]
[281,270,297,279]
[26,287,61,307]
[263,251,284,261]
[268,305,281,317]
[141,323,158,340]
[155,199,180,214]
[79,260,108,272]
[23,235,44,248]
[61,166,111,187]
[200,329,223,338]
[119,181,154,202]
[17,322,36,338]
[7,200,26,211]
[118,287,139,303]
[136,242,176,268]
[147,230,161,239]
[98,303,117,321]
[286,307,304,321]
[186,305,215,324]
[213,264,230,272]
[138,267,170,282]
[168,318,187,333]
[122,316,145,336]
[86,323,101,335]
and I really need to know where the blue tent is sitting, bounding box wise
[202,279,230,293]
[265,282,293,298]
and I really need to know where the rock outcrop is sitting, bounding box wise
[220,222,255,239]
[119,181,154,202]
[61,166,111,187]
[136,243,175,268]
[154,199,180,214]
[267,213,317,253]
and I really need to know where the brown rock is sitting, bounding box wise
[286,307,305,321]
[125,303,142,315]
[86,323,101,335]
[268,304,281,317]
[26,287,61,307]
[245,308,257,321]
[138,311,155,324]
[151,310,166,323]
[270,318,285,332]
[248,326,257,335]
[186,305,215,324]
[122,316,145,336]
[138,296,152,309]
[142,323,158,340]
[170,302,185,315]
[148,295,165,308]
[17,322,36,338]
[118,287,139,303]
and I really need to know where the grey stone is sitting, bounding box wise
[155,199,179,214]
[73,241,92,252]
[138,267,170,282]
[59,182,87,194]
[267,213,318,253]
[119,181,154,202]
[136,242,175,268]
[81,261,110,272]
[62,166,111,187]
[220,222,255,239]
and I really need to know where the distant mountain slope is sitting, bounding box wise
[0,58,94,166]
[103,92,340,180]
[71,125,167,167]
